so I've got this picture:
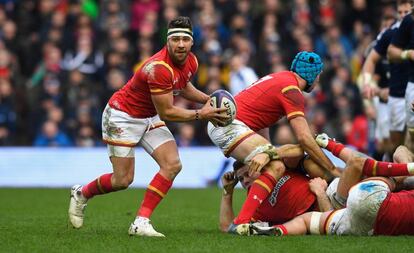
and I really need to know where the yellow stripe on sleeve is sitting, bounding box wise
[254,179,272,193]
[287,111,305,118]
[152,61,174,78]
[282,85,301,93]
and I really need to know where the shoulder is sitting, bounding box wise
[401,13,414,26]
[276,71,301,93]
[143,60,174,78]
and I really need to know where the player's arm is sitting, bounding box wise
[387,44,414,63]
[289,116,337,174]
[387,16,414,63]
[357,49,381,99]
[309,177,333,211]
[151,92,228,123]
[219,171,238,232]
[180,81,210,104]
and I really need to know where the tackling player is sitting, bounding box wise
[208,51,340,233]
[219,144,333,232]
[240,139,414,236]
[68,16,228,237]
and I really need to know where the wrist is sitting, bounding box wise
[223,188,233,196]
[401,50,410,61]
[362,72,373,84]
[195,109,200,120]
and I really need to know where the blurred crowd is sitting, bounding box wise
[0,0,397,156]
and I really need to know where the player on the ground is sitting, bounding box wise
[358,0,413,157]
[208,51,339,233]
[219,144,333,233]
[387,2,414,150]
[242,140,414,236]
[246,134,414,236]
[68,16,228,237]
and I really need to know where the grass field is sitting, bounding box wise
[1,188,413,253]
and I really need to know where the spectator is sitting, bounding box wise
[33,120,73,147]
[228,53,258,95]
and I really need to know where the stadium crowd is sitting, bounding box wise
[0,0,401,157]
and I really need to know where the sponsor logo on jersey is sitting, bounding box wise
[268,175,290,206]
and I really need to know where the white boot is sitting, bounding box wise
[68,185,87,228]
[128,217,165,237]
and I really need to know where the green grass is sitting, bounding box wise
[0,188,413,253]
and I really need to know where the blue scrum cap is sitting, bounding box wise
[290,51,323,89]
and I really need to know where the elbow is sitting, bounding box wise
[157,108,172,121]
[158,113,168,121]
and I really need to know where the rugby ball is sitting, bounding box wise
[210,89,237,127]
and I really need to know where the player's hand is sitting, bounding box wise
[357,73,378,100]
[314,133,332,148]
[377,88,389,102]
[309,177,328,195]
[248,153,270,176]
[199,99,229,125]
[407,50,414,61]
[362,84,378,100]
[221,171,238,195]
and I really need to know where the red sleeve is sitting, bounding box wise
[146,61,174,95]
[280,86,305,120]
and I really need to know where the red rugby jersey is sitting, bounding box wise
[109,46,198,118]
[235,71,305,132]
[252,171,316,224]
[374,190,414,235]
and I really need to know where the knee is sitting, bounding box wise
[393,145,409,163]
[161,159,182,179]
[112,174,134,190]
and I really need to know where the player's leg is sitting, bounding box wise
[405,83,414,150]
[69,105,139,229]
[393,145,414,163]
[69,147,136,228]
[232,159,285,225]
[137,140,180,218]
[208,121,283,230]
[130,120,178,237]
[250,210,334,236]
[375,98,392,160]
[336,156,366,201]
[388,96,406,155]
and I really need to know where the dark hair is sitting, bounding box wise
[168,16,193,31]
[397,0,414,6]
[232,161,244,171]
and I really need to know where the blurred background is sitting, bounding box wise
[0,0,401,186]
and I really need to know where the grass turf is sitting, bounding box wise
[0,188,413,253]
